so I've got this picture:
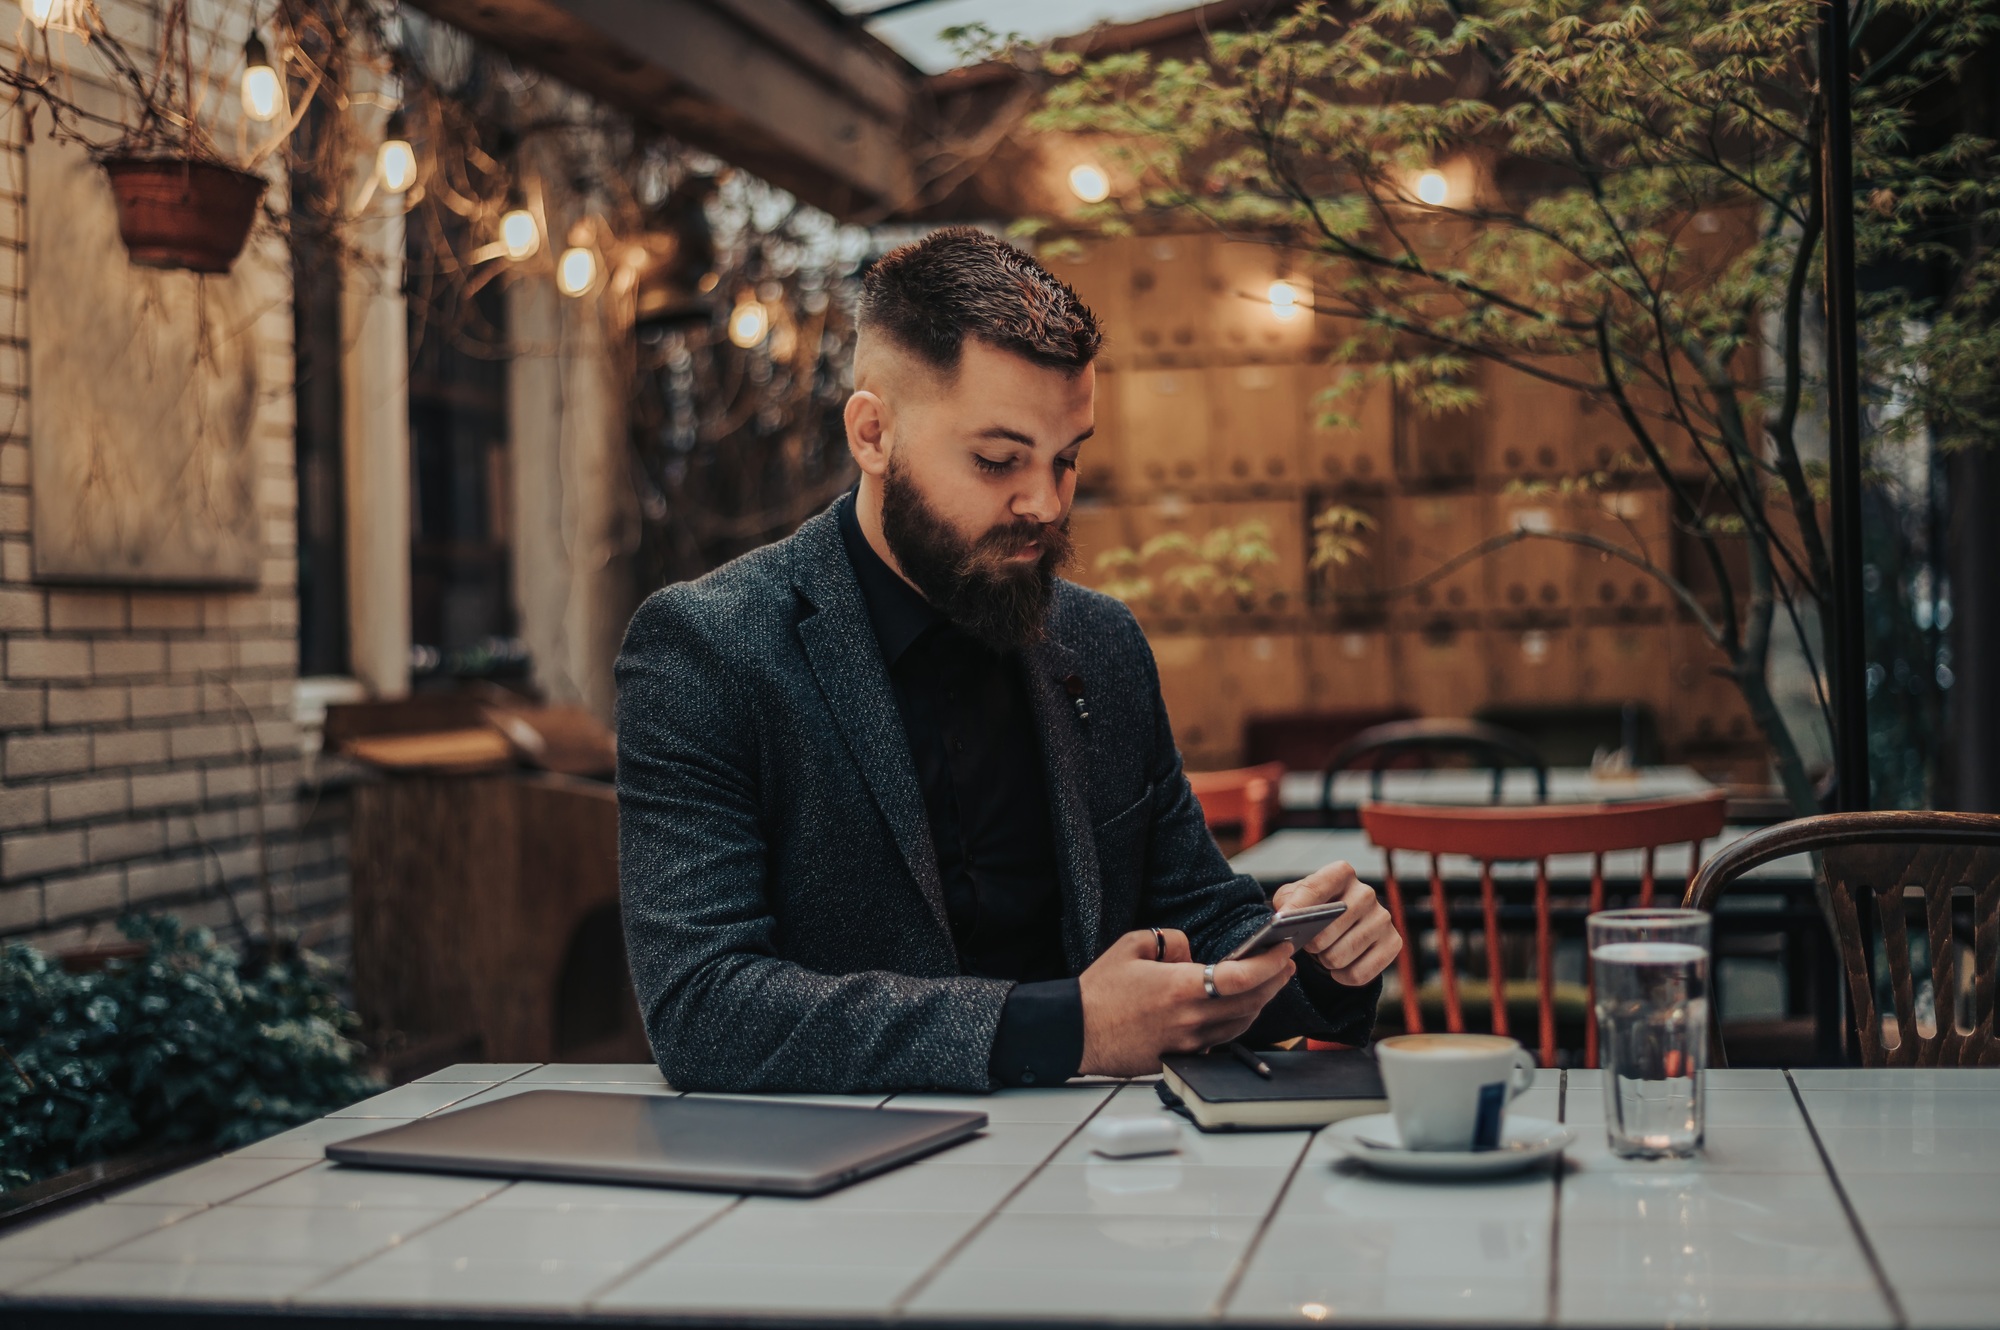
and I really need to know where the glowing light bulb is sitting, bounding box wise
[500,208,540,262]
[728,299,769,349]
[1267,279,1303,319]
[1067,162,1110,204]
[557,246,596,297]
[377,138,415,194]
[241,34,280,123]
[1415,169,1450,206]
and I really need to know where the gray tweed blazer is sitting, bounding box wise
[615,494,1380,1093]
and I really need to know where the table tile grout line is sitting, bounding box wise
[1206,1126,1316,1319]
[1547,1068,1565,1328]
[887,1082,1123,1315]
[581,1194,748,1308]
[282,1180,523,1304]
[1785,1068,1908,1330]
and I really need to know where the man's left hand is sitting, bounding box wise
[1270,861,1402,986]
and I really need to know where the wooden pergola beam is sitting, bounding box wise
[405,0,921,221]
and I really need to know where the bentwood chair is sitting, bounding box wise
[1320,719,1548,826]
[1685,811,2000,1068]
[1361,792,1729,1067]
[1189,762,1286,852]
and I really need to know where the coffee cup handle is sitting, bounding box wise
[1506,1050,1537,1101]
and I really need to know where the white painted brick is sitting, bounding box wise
[0,783,44,830]
[167,639,232,675]
[129,769,203,811]
[129,594,204,630]
[0,442,20,487]
[92,727,169,768]
[126,855,209,903]
[92,638,166,677]
[46,591,127,631]
[0,585,42,629]
[42,867,126,923]
[2,827,85,880]
[7,638,90,679]
[87,816,166,863]
[128,683,199,720]
[0,882,41,933]
[48,774,129,823]
[2,538,30,582]
[46,685,127,727]
[170,722,243,762]
[6,732,91,778]
[0,682,41,730]
[236,638,297,671]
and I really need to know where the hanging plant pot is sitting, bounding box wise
[100,157,266,274]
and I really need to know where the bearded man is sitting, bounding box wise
[615,227,1400,1093]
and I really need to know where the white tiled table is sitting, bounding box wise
[4,1064,1999,1327]
[1281,767,1716,814]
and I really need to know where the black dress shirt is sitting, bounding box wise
[838,498,1085,1086]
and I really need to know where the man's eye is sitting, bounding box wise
[974,455,1013,474]
[1055,456,1078,474]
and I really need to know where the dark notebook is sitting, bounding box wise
[1158,1048,1387,1131]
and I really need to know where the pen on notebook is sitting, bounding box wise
[1224,1040,1272,1079]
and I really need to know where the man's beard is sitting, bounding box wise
[879,457,1074,654]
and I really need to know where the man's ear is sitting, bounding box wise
[844,390,891,477]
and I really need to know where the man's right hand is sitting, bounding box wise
[1075,928,1297,1078]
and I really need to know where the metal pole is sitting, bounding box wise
[1820,0,1870,812]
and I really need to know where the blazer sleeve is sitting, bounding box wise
[615,591,1013,1093]
[1129,631,1383,1048]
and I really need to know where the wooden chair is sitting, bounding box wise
[1361,792,1729,1067]
[1189,762,1286,851]
[1684,811,2000,1068]
[1320,718,1548,826]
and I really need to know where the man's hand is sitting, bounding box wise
[1075,929,1296,1078]
[1271,861,1402,986]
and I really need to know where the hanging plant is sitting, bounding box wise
[0,0,338,274]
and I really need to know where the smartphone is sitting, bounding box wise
[1221,902,1349,962]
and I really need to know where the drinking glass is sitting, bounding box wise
[1588,908,1712,1159]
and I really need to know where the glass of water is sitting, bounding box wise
[1589,908,1712,1159]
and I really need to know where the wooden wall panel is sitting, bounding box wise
[1392,493,1485,615]
[1306,630,1398,710]
[1123,368,1210,489]
[1128,234,1208,367]
[1211,362,1303,486]
[1486,492,1579,613]
[1303,367,1394,488]
[1397,622,1491,719]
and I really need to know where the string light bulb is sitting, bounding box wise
[1415,169,1450,206]
[376,111,415,194]
[1267,279,1303,319]
[727,298,770,349]
[241,32,280,123]
[499,202,540,262]
[1067,162,1110,204]
[557,246,596,297]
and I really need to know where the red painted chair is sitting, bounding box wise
[1189,762,1286,851]
[1360,792,1729,1067]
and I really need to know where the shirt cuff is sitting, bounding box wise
[988,977,1084,1087]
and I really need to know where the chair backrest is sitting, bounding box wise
[1684,811,2000,1068]
[1188,762,1286,851]
[1362,792,1730,1067]
[1321,718,1549,820]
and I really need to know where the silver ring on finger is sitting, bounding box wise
[1202,963,1220,999]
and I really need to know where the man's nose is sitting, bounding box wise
[1013,468,1063,526]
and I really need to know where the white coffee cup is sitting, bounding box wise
[1375,1033,1537,1151]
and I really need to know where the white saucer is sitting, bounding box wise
[1323,1114,1573,1178]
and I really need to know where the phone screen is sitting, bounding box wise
[1221,902,1348,962]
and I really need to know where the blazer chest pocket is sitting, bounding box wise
[1091,782,1153,911]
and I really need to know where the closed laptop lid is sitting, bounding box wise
[325,1090,988,1197]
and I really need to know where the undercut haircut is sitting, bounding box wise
[861,226,1102,376]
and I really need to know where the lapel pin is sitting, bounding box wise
[1062,673,1090,724]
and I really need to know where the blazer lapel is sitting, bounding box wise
[790,504,954,948]
[1023,635,1105,973]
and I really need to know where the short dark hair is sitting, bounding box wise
[860,226,1102,375]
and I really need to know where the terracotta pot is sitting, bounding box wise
[100,157,266,274]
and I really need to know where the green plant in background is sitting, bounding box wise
[1095,519,1279,610]
[0,916,380,1191]
[1031,0,2000,813]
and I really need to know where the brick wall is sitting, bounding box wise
[0,2,350,963]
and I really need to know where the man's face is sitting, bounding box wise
[861,338,1095,651]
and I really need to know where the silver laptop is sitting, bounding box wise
[326,1090,987,1197]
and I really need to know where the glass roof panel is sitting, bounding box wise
[826,0,1193,75]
